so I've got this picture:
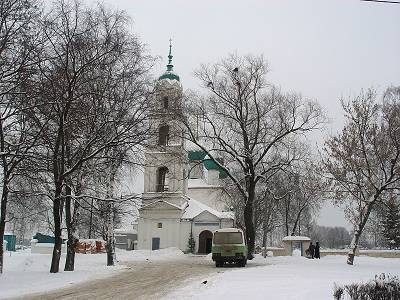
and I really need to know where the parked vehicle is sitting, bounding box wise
[212,228,247,267]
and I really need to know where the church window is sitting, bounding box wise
[158,125,169,146]
[163,96,169,109]
[157,222,163,229]
[157,166,169,192]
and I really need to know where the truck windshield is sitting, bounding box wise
[213,232,243,244]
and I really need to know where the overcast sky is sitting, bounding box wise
[97,0,400,228]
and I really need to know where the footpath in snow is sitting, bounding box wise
[165,255,400,300]
[0,248,184,299]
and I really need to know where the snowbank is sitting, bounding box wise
[165,255,400,300]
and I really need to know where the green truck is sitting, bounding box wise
[211,228,247,267]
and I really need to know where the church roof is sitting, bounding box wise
[181,198,234,220]
[140,199,186,211]
[188,150,228,179]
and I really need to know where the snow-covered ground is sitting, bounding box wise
[0,248,183,299]
[2,249,400,300]
[166,255,400,300]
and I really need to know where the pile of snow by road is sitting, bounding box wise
[166,255,400,300]
[0,247,184,299]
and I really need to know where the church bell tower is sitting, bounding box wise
[142,41,188,206]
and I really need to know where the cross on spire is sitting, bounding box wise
[167,38,174,71]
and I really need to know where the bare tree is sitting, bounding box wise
[31,0,152,273]
[182,54,325,258]
[282,162,325,236]
[311,225,351,249]
[0,0,43,274]
[362,203,385,248]
[322,87,400,265]
[255,187,281,248]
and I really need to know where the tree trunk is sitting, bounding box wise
[64,184,79,271]
[285,197,290,236]
[0,233,4,275]
[0,186,8,274]
[50,183,63,273]
[244,181,256,259]
[262,225,267,248]
[347,202,374,265]
[105,167,117,266]
[64,235,76,271]
[291,206,306,236]
[0,117,9,274]
[88,199,94,239]
[105,201,115,266]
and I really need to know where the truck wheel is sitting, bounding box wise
[239,259,246,267]
[215,261,222,267]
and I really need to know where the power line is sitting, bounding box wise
[361,0,400,4]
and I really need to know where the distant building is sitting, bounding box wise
[137,43,234,254]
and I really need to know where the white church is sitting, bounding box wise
[136,44,234,254]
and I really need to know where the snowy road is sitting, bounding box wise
[16,255,219,300]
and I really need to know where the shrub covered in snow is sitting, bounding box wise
[333,273,400,300]
[186,232,196,254]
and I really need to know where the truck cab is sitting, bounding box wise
[211,228,247,267]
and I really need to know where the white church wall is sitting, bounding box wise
[137,210,182,250]
[205,169,220,185]
[187,187,229,212]
[179,220,191,251]
[221,219,235,228]
[188,162,203,179]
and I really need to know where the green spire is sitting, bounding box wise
[166,38,173,71]
[158,38,180,81]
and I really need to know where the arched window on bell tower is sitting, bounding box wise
[163,96,169,109]
[158,125,169,146]
[156,166,169,192]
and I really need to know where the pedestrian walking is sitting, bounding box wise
[308,242,315,259]
[315,242,320,259]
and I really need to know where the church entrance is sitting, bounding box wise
[198,230,213,254]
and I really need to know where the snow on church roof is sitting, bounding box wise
[182,198,234,220]
[141,199,186,211]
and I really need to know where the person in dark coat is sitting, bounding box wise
[315,242,320,259]
[308,242,315,259]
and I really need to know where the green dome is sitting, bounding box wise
[159,72,180,81]
[159,40,180,82]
